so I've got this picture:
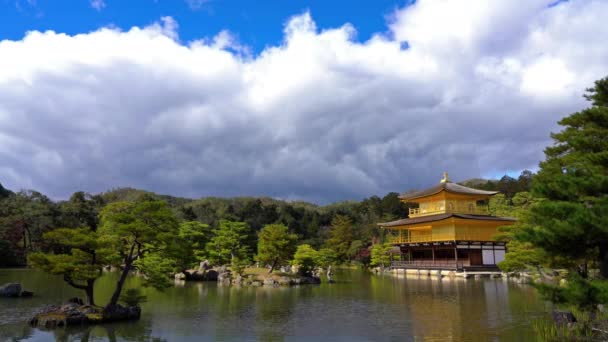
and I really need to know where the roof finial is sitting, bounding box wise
[440,172,449,183]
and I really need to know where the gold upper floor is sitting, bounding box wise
[409,200,489,217]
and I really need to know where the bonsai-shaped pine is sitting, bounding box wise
[99,197,179,310]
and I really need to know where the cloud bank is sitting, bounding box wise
[0,0,607,203]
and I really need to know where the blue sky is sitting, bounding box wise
[2,0,405,53]
[0,0,606,203]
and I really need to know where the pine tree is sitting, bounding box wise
[522,77,608,279]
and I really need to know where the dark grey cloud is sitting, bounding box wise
[1,1,607,203]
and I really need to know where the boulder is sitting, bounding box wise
[278,277,293,286]
[552,311,577,325]
[263,279,276,287]
[251,281,262,287]
[174,272,186,280]
[20,290,34,297]
[204,270,219,281]
[103,304,141,322]
[0,283,22,297]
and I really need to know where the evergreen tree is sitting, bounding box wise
[521,77,608,279]
[325,214,354,262]
[28,227,110,305]
[99,198,179,309]
[256,224,298,273]
[205,220,251,266]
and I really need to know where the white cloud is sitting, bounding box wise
[0,1,607,202]
[90,0,106,11]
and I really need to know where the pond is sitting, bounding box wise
[0,268,546,341]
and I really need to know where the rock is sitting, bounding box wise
[20,290,34,297]
[204,270,219,281]
[251,281,262,287]
[300,276,321,285]
[199,260,210,271]
[552,311,577,325]
[263,279,276,287]
[0,283,22,297]
[103,304,141,322]
[233,275,243,286]
[278,277,293,286]
[30,301,140,329]
[175,272,186,280]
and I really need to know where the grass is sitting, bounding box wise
[532,306,607,341]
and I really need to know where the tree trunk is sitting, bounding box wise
[107,262,131,308]
[578,260,589,279]
[599,245,608,279]
[85,279,95,306]
[268,259,278,274]
[107,243,136,308]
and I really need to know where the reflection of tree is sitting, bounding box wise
[254,285,313,341]
[0,324,34,341]
[48,321,166,342]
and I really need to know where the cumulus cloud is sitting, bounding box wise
[0,0,607,203]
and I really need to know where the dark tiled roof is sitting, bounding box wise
[399,182,498,201]
[378,213,515,228]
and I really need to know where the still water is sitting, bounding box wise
[0,269,546,341]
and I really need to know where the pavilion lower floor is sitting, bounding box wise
[390,241,506,271]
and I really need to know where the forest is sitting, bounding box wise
[0,171,533,269]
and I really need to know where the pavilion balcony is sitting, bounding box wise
[387,230,498,244]
[408,205,490,217]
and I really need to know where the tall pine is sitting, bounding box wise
[523,77,608,278]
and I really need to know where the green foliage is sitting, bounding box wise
[535,274,608,311]
[522,77,608,278]
[99,198,179,306]
[134,253,176,290]
[316,248,337,268]
[230,256,249,276]
[169,221,211,272]
[58,192,104,230]
[256,224,298,272]
[292,244,319,276]
[0,183,12,199]
[119,288,147,307]
[28,227,111,305]
[370,243,393,269]
[205,220,251,266]
[325,215,354,263]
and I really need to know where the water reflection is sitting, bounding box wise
[0,269,545,341]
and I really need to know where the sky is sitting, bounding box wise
[0,0,607,203]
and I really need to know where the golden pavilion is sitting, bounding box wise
[378,173,515,271]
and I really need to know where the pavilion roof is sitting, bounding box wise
[378,213,515,228]
[399,181,498,201]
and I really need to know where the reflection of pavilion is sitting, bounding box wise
[379,173,515,271]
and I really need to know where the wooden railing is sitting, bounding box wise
[409,205,490,217]
[387,233,454,244]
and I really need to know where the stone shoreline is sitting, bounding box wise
[29,301,141,329]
